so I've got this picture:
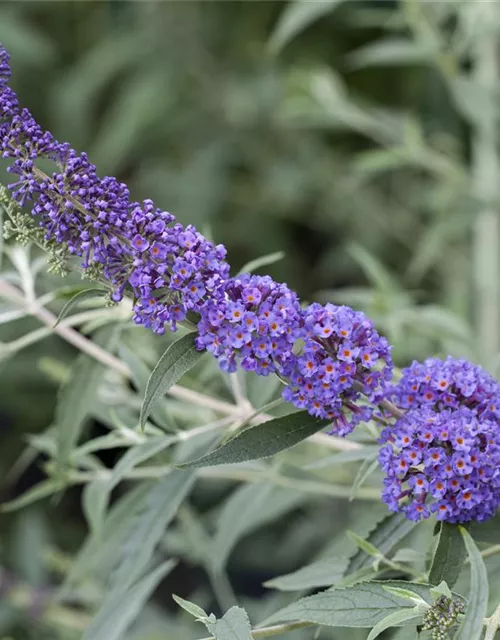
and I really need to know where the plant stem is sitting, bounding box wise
[472,2,500,365]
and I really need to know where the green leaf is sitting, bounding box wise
[204,606,253,640]
[347,531,382,560]
[238,251,285,275]
[429,523,465,588]
[82,560,175,640]
[269,0,345,53]
[82,479,110,540]
[265,556,348,592]
[109,470,194,596]
[348,513,417,573]
[140,332,203,430]
[56,324,118,471]
[62,483,154,590]
[1,479,65,513]
[454,527,488,640]
[211,484,303,574]
[179,411,328,469]
[470,514,500,544]
[172,594,210,621]
[304,445,380,470]
[346,38,433,70]
[263,581,436,628]
[82,436,178,537]
[350,451,379,501]
[367,607,423,640]
[54,288,107,327]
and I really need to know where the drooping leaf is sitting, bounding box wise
[263,581,436,628]
[238,251,285,275]
[56,324,119,471]
[348,513,417,573]
[140,332,203,430]
[82,560,175,640]
[269,0,345,53]
[204,606,253,640]
[109,470,194,596]
[428,523,465,588]
[454,527,488,640]
[265,556,348,592]
[179,410,328,468]
[54,288,107,327]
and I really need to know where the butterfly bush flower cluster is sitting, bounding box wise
[379,406,500,523]
[196,273,303,376]
[2,44,500,522]
[0,45,229,333]
[377,356,500,522]
[281,303,393,436]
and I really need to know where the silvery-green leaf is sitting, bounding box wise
[140,332,203,430]
[83,560,175,640]
[179,410,328,468]
[429,522,465,588]
[454,527,488,640]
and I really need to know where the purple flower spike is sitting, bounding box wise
[379,407,500,523]
[0,42,230,334]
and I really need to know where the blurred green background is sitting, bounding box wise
[1,1,500,638]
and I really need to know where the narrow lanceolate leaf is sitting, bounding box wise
[179,411,329,468]
[82,560,175,640]
[269,0,345,53]
[348,513,417,573]
[204,606,253,640]
[211,484,303,574]
[140,332,202,430]
[238,251,285,275]
[454,527,488,640]
[62,483,154,591]
[54,288,107,327]
[263,581,435,628]
[264,556,348,592]
[57,324,118,471]
[172,594,210,621]
[1,479,66,512]
[429,523,465,588]
[350,451,379,501]
[210,483,272,573]
[109,470,194,596]
[82,436,178,537]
